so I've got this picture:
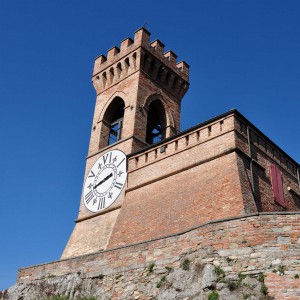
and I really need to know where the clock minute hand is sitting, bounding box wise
[94,173,113,189]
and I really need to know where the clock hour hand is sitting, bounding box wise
[94,173,113,189]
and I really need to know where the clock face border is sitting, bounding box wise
[83,149,127,213]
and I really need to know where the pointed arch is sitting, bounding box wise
[143,94,174,145]
[98,95,126,146]
[104,97,125,145]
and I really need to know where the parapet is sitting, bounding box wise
[92,27,189,84]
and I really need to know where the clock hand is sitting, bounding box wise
[94,173,113,189]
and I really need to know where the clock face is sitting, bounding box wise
[83,149,127,213]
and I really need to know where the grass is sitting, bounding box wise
[261,284,268,295]
[165,266,173,273]
[148,262,155,273]
[258,273,265,282]
[214,266,225,277]
[156,275,166,288]
[181,258,191,271]
[208,290,219,300]
[238,272,247,280]
[227,280,240,291]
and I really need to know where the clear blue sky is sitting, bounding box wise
[1,0,300,290]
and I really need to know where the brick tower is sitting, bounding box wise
[62,28,189,258]
[13,29,300,299]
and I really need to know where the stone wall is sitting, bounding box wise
[3,212,300,299]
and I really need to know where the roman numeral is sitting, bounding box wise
[88,170,95,178]
[98,197,106,210]
[114,182,123,190]
[117,158,125,168]
[102,152,112,165]
[85,190,94,204]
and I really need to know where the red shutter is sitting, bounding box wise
[270,164,285,207]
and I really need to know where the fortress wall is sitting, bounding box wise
[17,213,300,299]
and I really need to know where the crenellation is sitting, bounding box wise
[93,54,107,75]
[92,28,189,90]
[128,118,229,172]
[134,27,151,46]
[163,50,178,65]
[176,61,190,80]
[150,39,165,53]
[107,46,120,62]
[120,37,133,52]
[92,51,139,93]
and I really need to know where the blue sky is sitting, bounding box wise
[0,0,300,290]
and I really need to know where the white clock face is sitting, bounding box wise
[83,149,127,213]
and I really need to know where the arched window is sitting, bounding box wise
[146,99,166,144]
[103,97,125,145]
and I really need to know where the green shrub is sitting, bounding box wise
[148,262,155,273]
[227,280,239,291]
[258,273,265,282]
[156,275,166,288]
[238,272,247,280]
[208,290,219,300]
[261,284,268,295]
[181,258,191,271]
[165,266,173,273]
[214,266,225,277]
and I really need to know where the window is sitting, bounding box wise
[102,97,125,146]
[270,163,285,207]
[146,99,166,144]
[109,118,123,145]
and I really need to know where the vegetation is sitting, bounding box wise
[261,284,268,295]
[181,258,191,271]
[165,266,173,273]
[258,273,265,282]
[238,272,247,280]
[214,266,225,277]
[226,257,233,263]
[156,275,166,288]
[148,262,155,273]
[227,280,240,291]
[208,290,219,300]
[278,264,285,275]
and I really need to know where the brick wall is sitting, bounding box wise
[18,213,300,299]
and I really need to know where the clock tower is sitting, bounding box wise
[62,28,189,258]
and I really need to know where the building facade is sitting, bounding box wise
[6,28,300,300]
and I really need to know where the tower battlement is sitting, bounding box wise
[92,28,189,96]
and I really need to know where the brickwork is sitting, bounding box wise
[62,28,190,258]
[59,29,300,299]
[106,110,300,249]
[63,107,300,258]
[17,213,300,299]
[234,113,300,212]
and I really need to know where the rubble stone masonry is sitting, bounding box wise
[12,213,300,299]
